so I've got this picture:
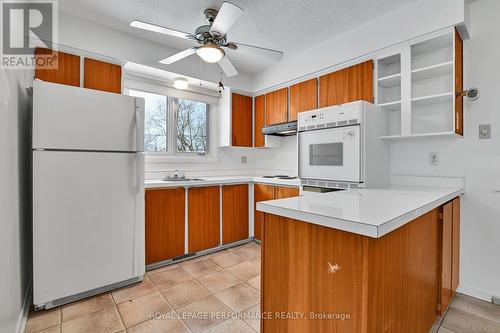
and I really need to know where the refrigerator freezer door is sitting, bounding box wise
[33,151,145,305]
[33,80,144,152]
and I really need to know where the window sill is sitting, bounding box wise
[145,153,219,163]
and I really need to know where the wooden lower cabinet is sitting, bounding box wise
[222,184,249,244]
[275,186,299,199]
[254,184,298,241]
[188,186,220,253]
[262,206,451,333]
[441,197,461,314]
[254,184,275,241]
[145,188,185,265]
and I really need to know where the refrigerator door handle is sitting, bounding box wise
[137,152,144,193]
[135,99,145,152]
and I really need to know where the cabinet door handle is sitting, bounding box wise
[328,262,341,274]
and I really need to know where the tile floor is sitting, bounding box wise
[24,241,500,333]
[25,242,261,333]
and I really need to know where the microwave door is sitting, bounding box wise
[298,126,361,182]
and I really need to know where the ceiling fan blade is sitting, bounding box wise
[219,56,238,77]
[209,2,243,37]
[159,48,197,64]
[233,42,283,62]
[130,20,192,40]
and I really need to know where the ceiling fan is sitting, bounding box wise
[130,2,283,77]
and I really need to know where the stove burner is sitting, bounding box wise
[262,175,298,180]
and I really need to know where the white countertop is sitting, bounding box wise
[256,185,463,238]
[145,176,300,189]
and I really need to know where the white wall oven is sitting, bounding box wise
[298,101,390,193]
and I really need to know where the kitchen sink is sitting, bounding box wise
[162,178,206,182]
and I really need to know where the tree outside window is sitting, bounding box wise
[175,98,208,154]
[128,89,209,155]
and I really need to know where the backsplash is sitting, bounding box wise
[144,137,298,180]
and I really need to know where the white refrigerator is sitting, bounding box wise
[32,80,145,309]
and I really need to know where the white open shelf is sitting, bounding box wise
[411,92,454,107]
[379,100,401,111]
[380,131,459,140]
[378,73,401,88]
[411,61,453,82]
[375,28,459,140]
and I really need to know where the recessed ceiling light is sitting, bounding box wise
[173,77,188,90]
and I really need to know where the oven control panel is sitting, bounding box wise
[298,102,363,131]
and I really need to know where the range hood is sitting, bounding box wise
[261,121,297,136]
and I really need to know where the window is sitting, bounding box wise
[175,98,208,153]
[128,90,167,152]
[128,89,209,155]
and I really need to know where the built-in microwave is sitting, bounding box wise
[297,101,391,193]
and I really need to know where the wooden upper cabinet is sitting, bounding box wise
[145,188,185,264]
[254,183,275,241]
[441,201,453,314]
[346,60,373,103]
[289,79,318,120]
[254,95,265,148]
[275,186,299,199]
[84,58,122,94]
[265,87,288,125]
[319,60,374,107]
[231,93,253,147]
[455,29,464,136]
[188,186,220,253]
[222,184,249,244]
[35,48,80,87]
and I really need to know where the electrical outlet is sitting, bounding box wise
[429,152,439,166]
[479,124,491,139]
[241,156,247,164]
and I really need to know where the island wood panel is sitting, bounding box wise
[262,214,366,333]
[289,79,318,121]
[319,60,374,108]
[451,197,461,293]
[231,93,253,147]
[455,29,464,136]
[188,186,220,253]
[275,186,299,199]
[366,208,440,333]
[254,95,265,147]
[35,48,80,87]
[262,207,444,333]
[222,184,249,244]
[145,188,185,264]
[83,58,122,94]
[441,202,453,315]
[265,87,288,125]
[253,184,275,241]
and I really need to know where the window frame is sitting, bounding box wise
[124,78,219,163]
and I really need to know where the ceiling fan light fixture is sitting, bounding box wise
[196,45,224,63]
[173,77,189,90]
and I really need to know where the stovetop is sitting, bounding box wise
[262,175,298,180]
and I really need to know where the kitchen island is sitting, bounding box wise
[256,186,462,333]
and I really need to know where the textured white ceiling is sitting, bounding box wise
[60,0,418,74]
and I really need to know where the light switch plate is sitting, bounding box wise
[241,156,247,164]
[429,152,439,166]
[479,124,491,139]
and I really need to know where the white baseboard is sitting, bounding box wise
[16,280,32,333]
[457,284,495,302]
